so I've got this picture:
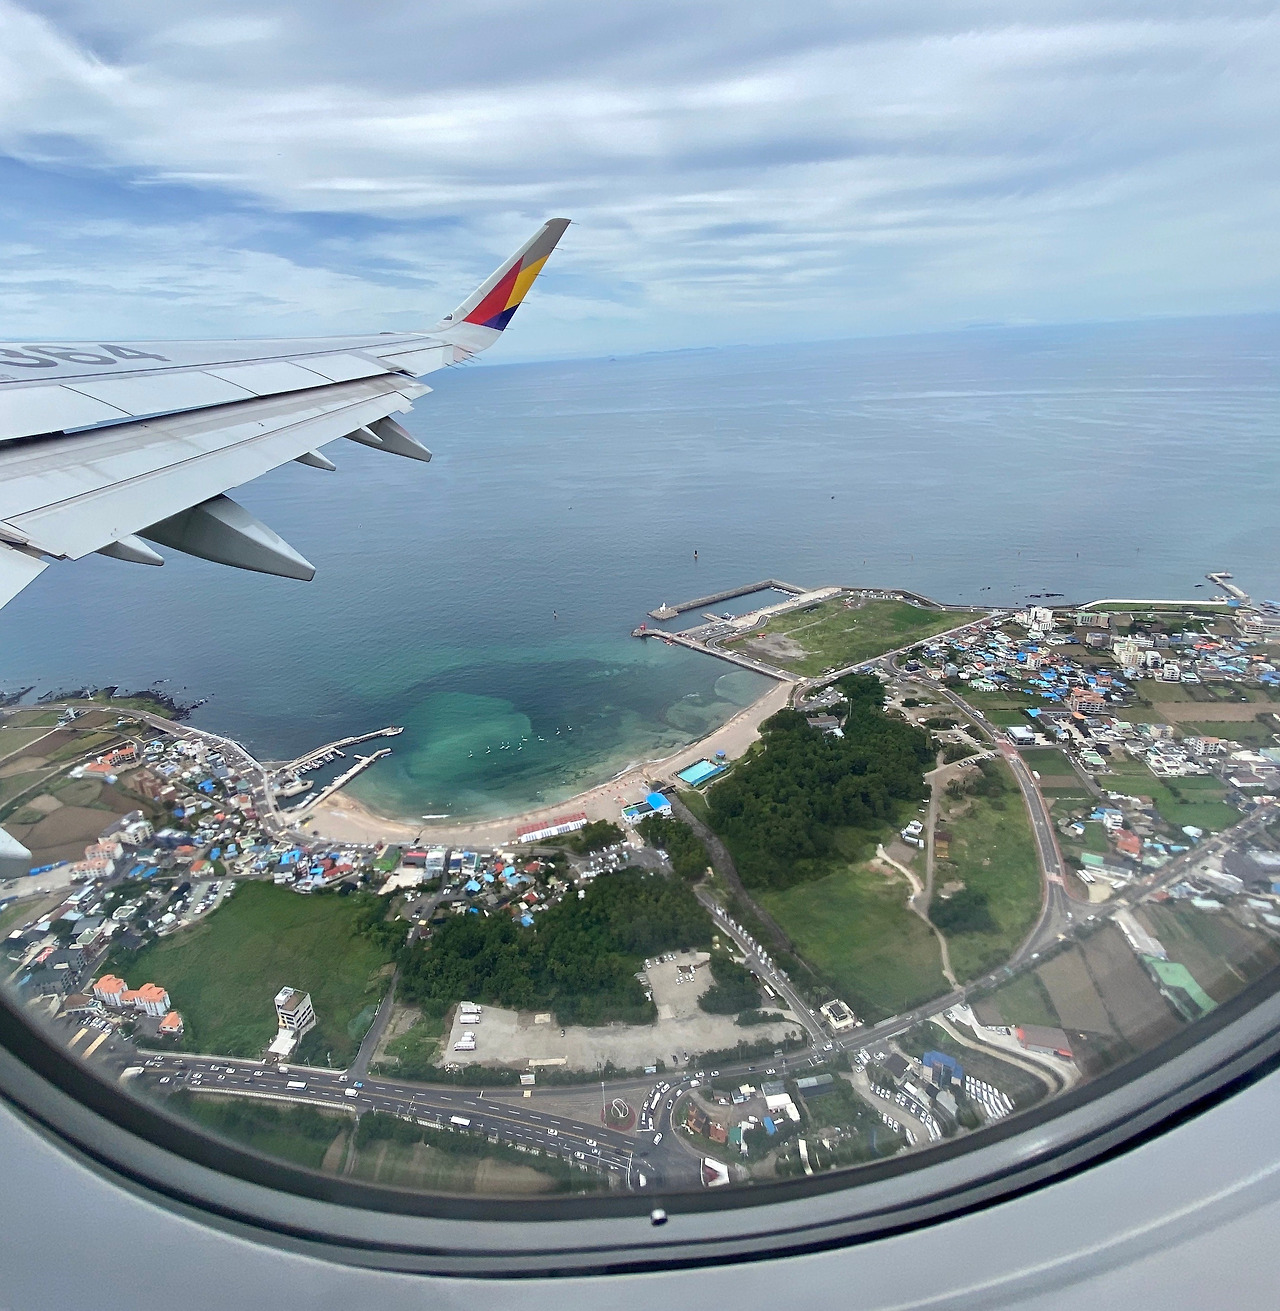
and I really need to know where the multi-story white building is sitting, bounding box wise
[274,987,316,1038]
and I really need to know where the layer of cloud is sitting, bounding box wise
[1,2,1278,354]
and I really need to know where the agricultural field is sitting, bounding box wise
[112,882,396,1064]
[731,597,985,677]
[1075,926,1182,1053]
[348,1137,564,1194]
[760,855,948,1021]
[1101,758,1239,832]
[1139,903,1280,1004]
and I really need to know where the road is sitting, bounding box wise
[126,1051,708,1191]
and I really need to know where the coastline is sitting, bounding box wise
[308,679,794,848]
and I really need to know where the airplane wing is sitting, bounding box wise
[0,217,570,610]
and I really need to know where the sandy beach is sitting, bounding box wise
[306,679,794,848]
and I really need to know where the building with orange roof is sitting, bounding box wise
[134,983,170,1017]
[157,1011,184,1038]
[92,975,127,1007]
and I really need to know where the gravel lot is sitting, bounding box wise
[443,949,802,1071]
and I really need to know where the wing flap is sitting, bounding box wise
[0,376,425,561]
[0,384,130,436]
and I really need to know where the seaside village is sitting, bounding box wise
[1,718,643,1053]
[907,600,1280,905]
[2,589,1278,1081]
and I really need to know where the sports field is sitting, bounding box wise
[732,598,985,677]
[116,882,395,1063]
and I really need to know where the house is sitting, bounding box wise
[157,1011,184,1038]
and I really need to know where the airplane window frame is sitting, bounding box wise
[2,968,1278,1277]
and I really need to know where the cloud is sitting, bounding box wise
[0,1,1277,354]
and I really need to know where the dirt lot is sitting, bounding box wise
[1037,948,1114,1034]
[443,950,801,1071]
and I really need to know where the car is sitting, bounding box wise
[159,1076,170,1084]
[653,1132,662,1145]
[585,1139,597,1147]
[765,1068,776,1075]
[574,1151,585,1160]
[547,1128,558,1136]
[354,1081,363,1088]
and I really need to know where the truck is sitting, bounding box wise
[449,1115,471,1128]
[286,1080,307,1090]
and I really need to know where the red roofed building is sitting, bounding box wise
[92,975,127,1007]
[158,1011,184,1038]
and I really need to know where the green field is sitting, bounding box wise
[0,727,54,758]
[3,709,61,728]
[373,1009,447,1077]
[1019,747,1074,772]
[732,598,985,676]
[936,760,1043,981]
[169,1091,349,1170]
[981,708,1033,727]
[981,971,1060,1029]
[114,882,396,1063]
[1101,758,1239,832]
[760,855,948,1021]
[1179,719,1276,749]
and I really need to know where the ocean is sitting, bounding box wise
[2,314,1277,820]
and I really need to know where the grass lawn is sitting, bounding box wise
[760,859,948,1021]
[981,708,1033,727]
[676,787,711,825]
[936,760,1042,982]
[1019,747,1074,772]
[733,598,985,677]
[115,882,395,1063]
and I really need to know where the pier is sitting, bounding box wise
[292,748,393,815]
[285,726,403,774]
[648,579,803,621]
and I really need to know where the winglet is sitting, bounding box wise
[432,218,569,348]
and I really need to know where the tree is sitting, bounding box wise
[706,695,932,891]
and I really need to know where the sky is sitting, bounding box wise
[1,1,1278,358]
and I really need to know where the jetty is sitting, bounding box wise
[292,748,393,815]
[648,579,803,621]
[285,726,403,774]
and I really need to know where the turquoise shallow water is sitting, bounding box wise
[1,316,1276,819]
